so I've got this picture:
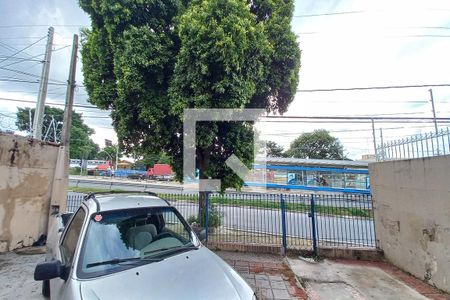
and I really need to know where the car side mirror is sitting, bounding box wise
[198,229,207,242]
[34,260,67,281]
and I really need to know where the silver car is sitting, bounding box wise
[34,193,255,299]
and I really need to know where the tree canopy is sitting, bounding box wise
[80,0,300,192]
[16,106,100,159]
[98,144,123,166]
[265,141,285,157]
[286,129,346,160]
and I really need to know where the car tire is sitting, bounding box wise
[42,280,50,298]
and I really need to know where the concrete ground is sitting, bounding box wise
[3,247,448,300]
[0,248,306,300]
[287,257,450,300]
[0,250,45,300]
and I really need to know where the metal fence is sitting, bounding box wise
[377,127,450,161]
[67,191,376,253]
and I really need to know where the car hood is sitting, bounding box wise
[80,246,253,300]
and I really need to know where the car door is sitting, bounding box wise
[50,206,87,299]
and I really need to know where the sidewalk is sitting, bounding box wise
[0,250,45,300]
[286,257,449,300]
[215,251,308,299]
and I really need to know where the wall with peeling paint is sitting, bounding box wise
[0,133,59,252]
[370,156,450,293]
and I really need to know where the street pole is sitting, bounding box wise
[50,34,78,215]
[371,118,378,161]
[115,145,119,171]
[32,27,54,139]
[429,89,440,154]
[379,128,384,160]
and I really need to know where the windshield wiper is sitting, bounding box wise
[143,245,198,257]
[86,257,163,268]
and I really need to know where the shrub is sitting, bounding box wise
[186,205,222,228]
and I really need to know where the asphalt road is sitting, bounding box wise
[172,202,375,248]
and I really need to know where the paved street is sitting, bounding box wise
[172,202,376,248]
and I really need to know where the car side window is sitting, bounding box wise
[60,207,86,265]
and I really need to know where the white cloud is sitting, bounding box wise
[1,0,450,159]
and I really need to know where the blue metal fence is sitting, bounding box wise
[67,191,376,253]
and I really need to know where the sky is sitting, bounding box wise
[1,0,450,160]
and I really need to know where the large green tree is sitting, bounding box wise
[80,0,300,218]
[286,129,346,160]
[16,106,100,159]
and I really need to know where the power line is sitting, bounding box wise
[297,84,450,92]
[293,10,366,18]
[0,55,43,62]
[0,36,47,40]
[0,24,86,28]
[0,66,42,79]
[0,78,67,85]
[53,45,71,52]
[263,115,450,121]
[0,97,100,109]
[300,99,429,103]
[293,8,450,18]
[0,36,46,65]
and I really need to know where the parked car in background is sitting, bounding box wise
[34,193,255,300]
[126,173,147,180]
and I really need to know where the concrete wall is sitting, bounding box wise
[369,156,450,293]
[0,133,59,252]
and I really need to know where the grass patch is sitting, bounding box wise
[159,193,372,218]
[69,186,129,194]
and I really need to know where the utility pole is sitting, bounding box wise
[371,118,378,161]
[379,128,384,160]
[32,27,54,139]
[49,34,78,216]
[429,89,439,154]
[115,145,119,172]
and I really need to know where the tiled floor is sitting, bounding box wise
[215,251,308,300]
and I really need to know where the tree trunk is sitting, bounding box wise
[198,148,210,227]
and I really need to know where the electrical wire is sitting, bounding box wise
[293,8,450,18]
[0,25,86,28]
[293,10,367,18]
[0,36,46,65]
[0,78,66,85]
[297,84,450,92]
[0,97,100,109]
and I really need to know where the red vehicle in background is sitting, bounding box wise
[147,164,174,181]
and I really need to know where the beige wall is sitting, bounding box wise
[0,133,59,252]
[369,156,450,293]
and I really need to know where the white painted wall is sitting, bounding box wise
[370,156,450,293]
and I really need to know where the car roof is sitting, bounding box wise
[84,194,170,213]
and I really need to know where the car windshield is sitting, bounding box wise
[77,206,197,279]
